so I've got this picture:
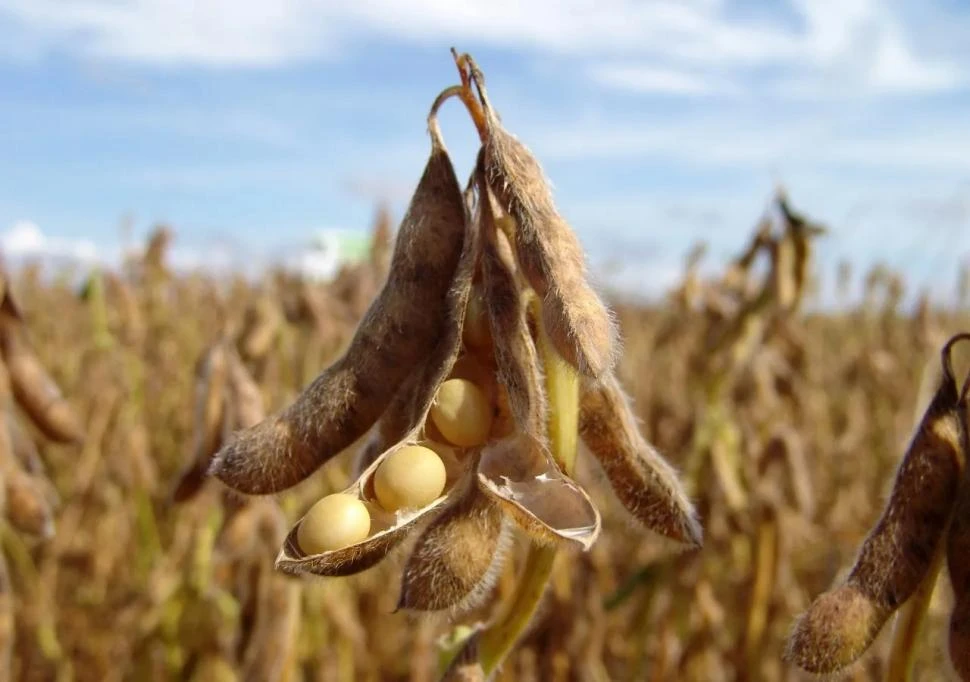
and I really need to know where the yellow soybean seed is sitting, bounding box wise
[374,445,447,512]
[430,378,493,447]
[297,494,371,555]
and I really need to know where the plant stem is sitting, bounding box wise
[478,303,579,676]
[886,516,949,682]
[450,49,489,143]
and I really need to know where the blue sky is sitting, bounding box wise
[1,0,968,301]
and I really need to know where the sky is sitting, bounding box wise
[0,0,969,302]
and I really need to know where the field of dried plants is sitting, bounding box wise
[0,198,965,682]
[4,53,970,682]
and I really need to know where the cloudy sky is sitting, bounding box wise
[0,0,968,300]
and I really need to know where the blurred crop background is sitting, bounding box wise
[0,1,969,680]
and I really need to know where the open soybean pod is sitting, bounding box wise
[277,180,481,577]
[578,374,703,548]
[466,58,619,381]
[276,436,470,578]
[211,96,470,496]
[786,332,970,674]
[0,287,83,444]
[477,433,601,551]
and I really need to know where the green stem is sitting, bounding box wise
[478,301,579,676]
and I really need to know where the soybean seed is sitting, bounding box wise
[374,445,447,512]
[297,494,371,555]
[430,378,493,447]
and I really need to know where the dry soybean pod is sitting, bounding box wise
[464,56,618,380]
[578,373,702,547]
[479,185,546,441]
[370,161,485,458]
[171,342,230,504]
[946,362,970,681]
[786,332,970,674]
[397,463,508,612]
[211,87,470,495]
[0,412,54,538]
[276,172,482,577]
[4,468,55,538]
[0,295,83,444]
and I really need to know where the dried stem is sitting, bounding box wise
[428,85,464,142]
[742,511,778,675]
[478,297,579,675]
[886,519,949,682]
[450,48,488,142]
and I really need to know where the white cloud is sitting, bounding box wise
[586,63,733,96]
[519,103,970,174]
[1,220,103,264]
[867,25,963,93]
[0,0,330,67]
[0,0,964,97]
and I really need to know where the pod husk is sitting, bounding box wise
[786,333,970,673]
[578,374,702,547]
[212,118,469,495]
[477,433,600,550]
[0,290,83,444]
[277,437,461,577]
[784,583,892,674]
[398,465,507,612]
[948,493,970,680]
[469,62,618,380]
[480,186,546,441]
[844,344,966,608]
[276,176,482,577]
